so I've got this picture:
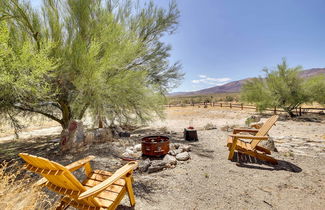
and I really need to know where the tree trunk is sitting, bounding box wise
[59,102,73,129]
[285,108,296,117]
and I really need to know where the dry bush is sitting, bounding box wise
[0,162,55,210]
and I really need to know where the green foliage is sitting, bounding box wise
[0,0,183,130]
[304,75,325,105]
[0,21,56,134]
[241,58,325,116]
[224,95,234,102]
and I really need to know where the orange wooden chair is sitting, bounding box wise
[227,115,279,164]
[19,153,138,210]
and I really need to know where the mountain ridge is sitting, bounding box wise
[169,68,325,96]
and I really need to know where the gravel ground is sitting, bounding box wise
[1,107,324,210]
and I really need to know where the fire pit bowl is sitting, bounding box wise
[141,136,170,157]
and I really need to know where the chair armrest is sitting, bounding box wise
[78,161,138,200]
[33,156,96,187]
[233,128,259,134]
[65,155,96,172]
[229,134,268,140]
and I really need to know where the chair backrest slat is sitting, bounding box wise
[250,115,278,149]
[19,153,101,207]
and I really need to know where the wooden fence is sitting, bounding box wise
[165,102,325,116]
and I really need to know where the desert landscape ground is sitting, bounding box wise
[1,106,324,210]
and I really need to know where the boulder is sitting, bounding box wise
[134,144,142,152]
[60,120,85,152]
[176,152,190,161]
[169,148,183,156]
[259,137,278,152]
[138,159,151,172]
[163,154,177,166]
[93,128,113,142]
[179,144,191,152]
[148,160,167,173]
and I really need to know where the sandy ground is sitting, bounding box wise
[1,106,325,210]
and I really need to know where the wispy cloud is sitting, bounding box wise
[192,75,231,86]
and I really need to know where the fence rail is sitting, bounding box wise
[165,102,325,116]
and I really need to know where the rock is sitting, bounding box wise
[119,132,130,137]
[169,143,177,150]
[122,152,131,158]
[84,132,95,145]
[173,143,181,149]
[204,123,217,130]
[179,144,191,152]
[169,149,183,156]
[130,152,142,159]
[93,128,113,142]
[163,154,177,166]
[125,147,136,152]
[176,152,190,161]
[259,137,278,152]
[60,120,85,152]
[220,125,237,132]
[138,159,151,172]
[125,148,134,154]
[148,160,166,173]
[134,144,142,152]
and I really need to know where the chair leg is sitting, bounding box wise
[125,174,136,207]
[228,138,237,160]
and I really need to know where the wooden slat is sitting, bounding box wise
[84,179,124,194]
[46,182,81,196]
[91,170,126,186]
[252,115,278,148]
[24,164,64,175]
[79,162,138,200]
[96,197,114,208]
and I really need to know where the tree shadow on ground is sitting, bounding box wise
[232,152,302,173]
[0,135,61,163]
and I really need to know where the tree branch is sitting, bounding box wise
[12,104,63,126]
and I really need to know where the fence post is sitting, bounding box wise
[230,103,232,109]
[274,106,277,114]
[220,103,222,108]
[241,103,243,110]
[299,107,302,116]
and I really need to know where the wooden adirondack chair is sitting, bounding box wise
[227,115,279,164]
[19,153,138,210]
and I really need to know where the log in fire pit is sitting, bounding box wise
[141,136,170,157]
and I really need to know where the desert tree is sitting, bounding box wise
[241,59,324,117]
[0,0,183,132]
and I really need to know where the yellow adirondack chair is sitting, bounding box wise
[19,153,138,210]
[227,115,279,164]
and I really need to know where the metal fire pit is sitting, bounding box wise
[141,136,170,157]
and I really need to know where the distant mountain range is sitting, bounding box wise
[169,68,325,97]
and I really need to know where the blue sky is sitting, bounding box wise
[31,0,325,92]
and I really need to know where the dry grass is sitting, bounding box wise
[0,162,55,210]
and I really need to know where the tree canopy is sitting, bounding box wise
[0,0,183,131]
[241,59,325,117]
